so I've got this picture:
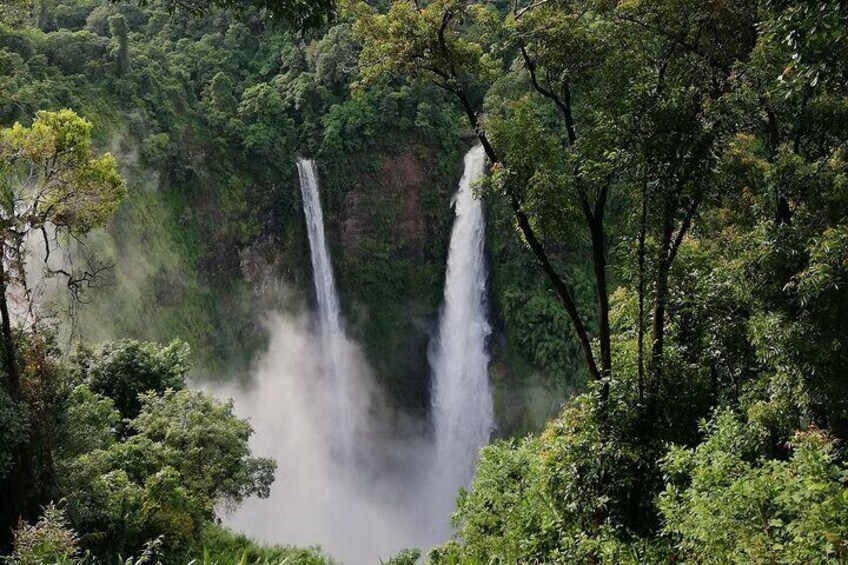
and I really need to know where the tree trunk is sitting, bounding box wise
[649,209,674,395]
[589,211,611,401]
[636,189,648,405]
[0,254,30,551]
[451,88,603,384]
[0,258,19,399]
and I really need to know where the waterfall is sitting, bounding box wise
[429,145,494,496]
[297,158,355,460]
[223,150,494,563]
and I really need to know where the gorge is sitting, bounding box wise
[222,146,494,564]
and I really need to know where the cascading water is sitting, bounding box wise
[223,150,495,564]
[429,144,494,503]
[297,158,355,460]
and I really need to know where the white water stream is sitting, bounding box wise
[297,159,356,461]
[428,145,494,511]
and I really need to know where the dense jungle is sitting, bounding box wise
[0,0,847,563]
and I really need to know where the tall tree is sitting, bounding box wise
[0,109,126,547]
[108,14,130,75]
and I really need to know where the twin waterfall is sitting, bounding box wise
[297,148,493,479]
[229,147,493,563]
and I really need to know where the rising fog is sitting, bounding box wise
[214,311,457,564]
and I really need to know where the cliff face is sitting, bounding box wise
[343,152,429,262]
[329,147,459,413]
[324,146,568,430]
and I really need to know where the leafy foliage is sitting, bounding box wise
[8,504,81,565]
[660,411,848,564]
[69,340,190,420]
[55,382,274,557]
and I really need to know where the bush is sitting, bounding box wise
[660,410,848,564]
[56,387,275,557]
[187,524,333,565]
[9,505,81,565]
[431,394,666,564]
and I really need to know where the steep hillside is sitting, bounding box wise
[0,0,573,429]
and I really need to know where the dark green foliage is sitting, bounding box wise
[69,340,189,420]
[42,30,108,74]
[55,351,274,557]
[132,0,335,31]
[108,13,129,74]
[0,388,27,479]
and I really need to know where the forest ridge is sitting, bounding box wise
[1,0,847,563]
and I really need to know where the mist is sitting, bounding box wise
[215,311,448,564]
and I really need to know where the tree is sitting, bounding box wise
[108,14,130,75]
[0,109,126,398]
[69,339,190,420]
[130,0,335,30]
[0,109,126,549]
[56,386,275,555]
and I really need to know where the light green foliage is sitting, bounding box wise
[187,524,333,565]
[131,389,275,509]
[58,385,121,459]
[660,411,848,563]
[0,109,126,235]
[382,548,420,565]
[9,504,81,565]
[354,0,500,90]
[0,0,31,28]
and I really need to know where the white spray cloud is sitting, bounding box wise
[214,311,445,565]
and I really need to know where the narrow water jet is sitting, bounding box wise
[428,144,494,512]
[297,158,356,460]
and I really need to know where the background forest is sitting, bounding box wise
[1,0,848,563]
